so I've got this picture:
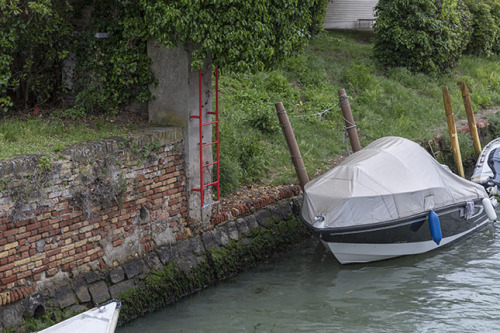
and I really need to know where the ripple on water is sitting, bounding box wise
[118,225,500,333]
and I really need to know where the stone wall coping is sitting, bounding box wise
[0,126,182,178]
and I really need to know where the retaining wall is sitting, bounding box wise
[0,127,188,329]
[0,127,305,331]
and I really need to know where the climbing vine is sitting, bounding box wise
[0,0,327,115]
[0,0,72,112]
[139,0,322,72]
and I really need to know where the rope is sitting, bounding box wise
[202,200,220,210]
[290,103,338,119]
[342,115,357,130]
[339,93,349,101]
[343,129,351,156]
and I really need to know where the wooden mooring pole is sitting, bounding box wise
[442,86,465,178]
[338,89,361,153]
[275,102,309,190]
[461,81,482,157]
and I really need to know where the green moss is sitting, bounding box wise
[13,214,309,329]
[117,215,309,326]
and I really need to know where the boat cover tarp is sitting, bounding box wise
[302,136,488,228]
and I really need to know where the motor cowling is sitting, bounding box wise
[487,148,500,186]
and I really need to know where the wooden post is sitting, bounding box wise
[461,81,482,157]
[442,86,465,178]
[338,89,361,153]
[275,102,309,190]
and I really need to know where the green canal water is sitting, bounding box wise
[118,223,500,332]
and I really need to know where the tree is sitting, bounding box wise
[374,0,471,74]
[0,0,72,112]
[0,0,327,114]
[138,0,324,71]
[464,0,500,56]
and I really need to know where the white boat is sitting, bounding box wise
[39,300,121,333]
[301,136,497,264]
[471,137,500,193]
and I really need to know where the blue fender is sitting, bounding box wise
[428,210,442,245]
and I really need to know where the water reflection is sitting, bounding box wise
[118,224,498,332]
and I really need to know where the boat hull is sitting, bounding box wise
[39,300,121,333]
[307,200,491,264]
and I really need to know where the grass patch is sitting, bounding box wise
[0,115,144,160]
[218,30,500,192]
[0,30,498,194]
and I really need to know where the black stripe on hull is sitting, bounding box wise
[307,200,488,244]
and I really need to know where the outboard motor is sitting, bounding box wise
[487,148,500,187]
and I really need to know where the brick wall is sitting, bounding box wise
[0,127,187,307]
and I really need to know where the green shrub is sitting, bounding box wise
[492,1,500,53]
[374,0,471,74]
[308,0,329,36]
[341,62,373,92]
[464,0,500,56]
[71,1,154,114]
[245,106,280,134]
[0,0,72,112]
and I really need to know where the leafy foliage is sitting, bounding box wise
[0,0,326,115]
[70,0,154,115]
[464,0,500,56]
[374,0,471,74]
[341,62,374,93]
[139,0,322,72]
[308,0,329,36]
[0,0,72,112]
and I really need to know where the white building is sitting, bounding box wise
[324,0,379,30]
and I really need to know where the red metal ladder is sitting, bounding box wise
[190,67,220,208]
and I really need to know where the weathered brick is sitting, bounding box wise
[60,243,75,253]
[13,257,30,267]
[1,275,17,285]
[2,229,18,238]
[17,270,31,279]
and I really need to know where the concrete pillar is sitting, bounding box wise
[147,41,213,224]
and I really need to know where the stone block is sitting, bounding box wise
[201,231,219,251]
[145,252,163,271]
[109,268,125,284]
[277,200,292,220]
[255,209,272,228]
[241,237,251,246]
[36,239,46,253]
[123,259,145,279]
[291,196,302,215]
[177,256,197,272]
[64,304,87,319]
[211,227,228,247]
[109,279,135,299]
[88,281,110,304]
[235,218,250,236]
[84,271,100,284]
[175,239,192,258]
[54,286,76,308]
[156,246,177,265]
[188,235,205,256]
[74,280,91,303]
[227,222,239,241]
[245,215,259,230]
[22,293,45,317]
[0,302,23,329]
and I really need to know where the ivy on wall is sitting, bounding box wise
[0,0,327,115]
[0,1,72,112]
[139,0,321,72]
